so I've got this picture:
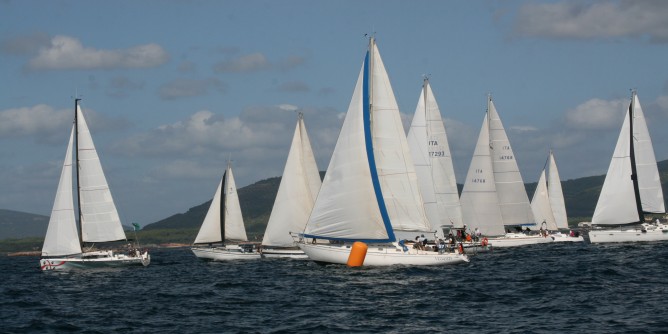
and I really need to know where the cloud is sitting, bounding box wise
[177,60,196,72]
[0,32,51,55]
[513,1,668,42]
[158,78,226,100]
[564,97,628,130]
[112,105,342,182]
[0,104,129,144]
[26,35,169,71]
[0,104,71,142]
[213,53,305,73]
[510,125,539,132]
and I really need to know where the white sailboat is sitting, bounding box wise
[296,37,468,266]
[40,99,150,270]
[589,91,667,243]
[406,78,463,234]
[261,113,321,259]
[191,162,260,260]
[531,151,583,242]
[460,96,552,248]
[406,79,489,253]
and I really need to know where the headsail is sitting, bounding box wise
[42,126,82,256]
[262,115,321,247]
[531,169,558,230]
[547,151,569,229]
[407,79,462,234]
[223,164,248,242]
[460,113,505,236]
[194,172,225,244]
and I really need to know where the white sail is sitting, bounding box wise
[42,126,82,256]
[593,93,665,225]
[531,169,558,230]
[632,95,665,213]
[76,106,127,243]
[547,151,569,229]
[304,38,431,242]
[262,115,321,247]
[407,79,462,234]
[488,98,534,226]
[194,175,224,244]
[460,114,506,236]
[223,165,248,241]
[592,111,637,225]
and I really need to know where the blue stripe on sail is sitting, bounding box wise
[362,50,396,243]
[302,234,394,244]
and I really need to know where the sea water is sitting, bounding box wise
[1,242,667,333]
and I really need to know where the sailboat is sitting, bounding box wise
[530,151,583,242]
[261,113,321,259]
[40,99,150,270]
[406,79,489,253]
[460,95,553,248]
[589,91,667,243]
[191,162,260,260]
[296,37,468,266]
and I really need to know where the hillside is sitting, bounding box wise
[0,209,49,239]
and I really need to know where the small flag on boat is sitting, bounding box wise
[132,223,141,231]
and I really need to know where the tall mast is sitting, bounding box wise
[220,165,228,244]
[74,98,84,248]
[629,90,644,223]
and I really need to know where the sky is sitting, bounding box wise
[1,0,668,226]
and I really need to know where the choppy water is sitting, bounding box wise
[2,242,667,333]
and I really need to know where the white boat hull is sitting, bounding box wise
[589,227,668,243]
[297,242,469,266]
[488,233,554,248]
[40,250,150,271]
[550,232,584,243]
[191,246,261,261]
[260,247,308,259]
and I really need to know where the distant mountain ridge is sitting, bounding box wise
[3,162,668,241]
